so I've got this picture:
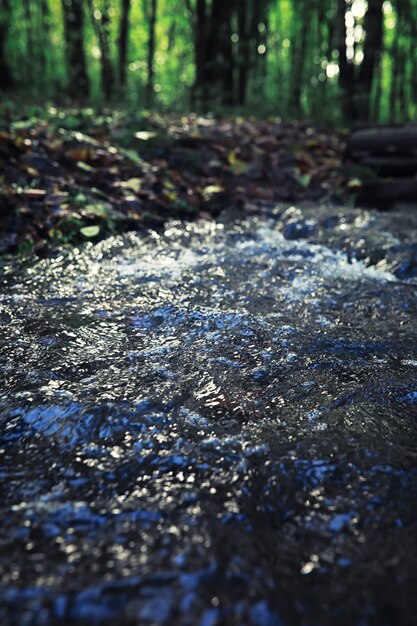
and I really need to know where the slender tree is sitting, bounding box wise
[23,0,34,81]
[214,0,235,105]
[87,0,115,100]
[191,0,208,104]
[237,0,249,106]
[251,0,269,86]
[145,0,158,107]
[188,0,236,107]
[118,0,131,87]
[409,2,417,117]
[0,0,13,90]
[358,0,384,120]
[337,0,356,119]
[290,0,311,115]
[61,0,89,99]
[39,0,51,89]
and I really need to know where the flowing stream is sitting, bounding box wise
[1,205,417,626]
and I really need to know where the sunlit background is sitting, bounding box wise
[0,0,412,122]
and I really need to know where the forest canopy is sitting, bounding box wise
[0,0,415,123]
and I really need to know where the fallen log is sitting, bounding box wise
[346,126,417,159]
[356,179,417,208]
[359,156,417,178]
[345,126,417,207]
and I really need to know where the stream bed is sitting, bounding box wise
[1,204,417,626]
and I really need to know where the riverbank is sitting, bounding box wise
[0,107,348,256]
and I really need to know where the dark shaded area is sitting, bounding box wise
[346,126,417,207]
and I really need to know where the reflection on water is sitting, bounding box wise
[1,206,417,625]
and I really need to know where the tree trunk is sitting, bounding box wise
[358,0,384,121]
[290,0,310,116]
[0,0,13,90]
[410,11,417,114]
[193,0,207,101]
[61,0,89,99]
[248,0,260,80]
[397,47,407,120]
[389,34,399,122]
[39,0,51,89]
[373,62,383,121]
[237,0,249,106]
[207,0,234,105]
[191,0,236,107]
[118,0,131,87]
[218,0,234,105]
[23,0,34,82]
[204,0,222,98]
[337,0,356,120]
[255,0,269,82]
[87,0,114,100]
[145,0,157,107]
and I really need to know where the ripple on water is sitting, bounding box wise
[1,211,417,625]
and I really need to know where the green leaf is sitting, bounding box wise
[17,240,34,257]
[347,178,362,189]
[82,203,110,218]
[228,151,249,175]
[135,131,157,141]
[203,184,224,199]
[114,178,142,193]
[119,148,143,167]
[77,161,94,173]
[298,173,312,188]
[11,118,38,130]
[80,225,100,238]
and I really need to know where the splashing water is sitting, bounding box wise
[1,207,417,625]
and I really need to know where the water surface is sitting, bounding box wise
[1,205,417,625]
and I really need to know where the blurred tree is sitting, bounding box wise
[290,0,311,115]
[0,0,416,123]
[144,0,158,107]
[249,0,269,92]
[237,0,249,105]
[0,0,13,90]
[337,0,356,119]
[39,0,51,89]
[358,0,384,120]
[87,0,115,100]
[62,0,89,98]
[22,0,34,81]
[210,0,235,105]
[191,0,208,103]
[118,0,131,87]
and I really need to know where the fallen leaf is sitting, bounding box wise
[114,178,142,193]
[297,173,312,188]
[203,185,224,200]
[347,178,362,190]
[66,147,90,161]
[119,148,143,167]
[77,161,94,172]
[135,131,157,141]
[80,225,100,238]
[228,151,249,175]
[22,189,47,199]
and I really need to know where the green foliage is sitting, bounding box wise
[0,0,415,122]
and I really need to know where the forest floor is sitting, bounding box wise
[0,106,352,256]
